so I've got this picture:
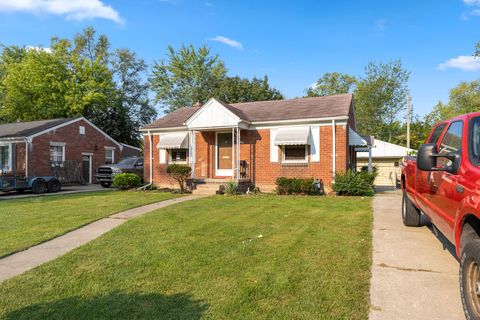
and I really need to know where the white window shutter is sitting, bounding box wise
[310,126,320,162]
[159,149,166,164]
[270,128,278,162]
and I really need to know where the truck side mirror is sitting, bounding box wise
[417,143,461,174]
[417,143,439,171]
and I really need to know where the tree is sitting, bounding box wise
[215,75,283,103]
[150,45,227,113]
[425,80,480,124]
[354,60,410,142]
[306,72,357,97]
[0,27,155,146]
[98,49,156,146]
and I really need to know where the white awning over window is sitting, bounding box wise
[349,128,368,147]
[274,127,310,145]
[157,132,188,149]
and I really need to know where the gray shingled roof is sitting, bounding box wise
[0,118,78,139]
[142,94,353,130]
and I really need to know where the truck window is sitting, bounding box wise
[438,121,463,166]
[469,117,480,165]
[428,124,447,144]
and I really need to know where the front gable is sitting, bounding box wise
[185,98,246,129]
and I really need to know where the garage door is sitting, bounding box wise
[357,158,401,187]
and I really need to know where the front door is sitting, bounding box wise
[216,132,233,176]
[82,155,92,184]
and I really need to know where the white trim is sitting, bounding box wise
[270,128,278,162]
[251,116,348,126]
[50,144,66,163]
[215,131,234,177]
[282,145,309,164]
[120,143,142,152]
[332,119,336,181]
[159,149,167,164]
[49,141,66,147]
[0,142,12,173]
[184,98,242,126]
[104,147,115,164]
[310,126,320,162]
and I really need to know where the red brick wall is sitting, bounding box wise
[24,119,120,180]
[144,124,348,192]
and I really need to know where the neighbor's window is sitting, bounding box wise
[170,149,188,163]
[283,145,308,163]
[50,145,65,164]
[79,126,85,135]
[0,144,11,172]
[105,148,115,164]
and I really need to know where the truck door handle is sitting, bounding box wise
[456,185,464,193]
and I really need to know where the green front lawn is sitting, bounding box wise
[0,195,372,320]
[0,191,181,258]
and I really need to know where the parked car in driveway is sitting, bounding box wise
[95,157,143,187]
[402,111,480,320]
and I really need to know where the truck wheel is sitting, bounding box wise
[47,179,61,193]
[460,239,480,320]
[31,179,46,194]
[101,182,112,188]
[402,190,421,227]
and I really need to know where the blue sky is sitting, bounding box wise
[0,0,480,118]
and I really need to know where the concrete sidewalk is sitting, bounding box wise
[369,192,464,320]
[0,194,206,283]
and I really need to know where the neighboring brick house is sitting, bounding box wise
[0,117,123,183]
[141,94,368,192]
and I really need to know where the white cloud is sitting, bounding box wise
[0,0,124,24]
[375,18,387,31]
[26,45,52,53]
[464,0,480,5]
[462,0,480,19]
[438,55,480,71]
[210,36,243,50]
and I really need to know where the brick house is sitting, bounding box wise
[0,117,123,183]
[141,94,368,192]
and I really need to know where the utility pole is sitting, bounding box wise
[406,95,411,149]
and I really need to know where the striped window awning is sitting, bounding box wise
[274,127,310,145]
[157,132,189,149]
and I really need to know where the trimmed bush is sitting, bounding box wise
[332,170,377,196]
[224,180,238,196]
[275,177,316,195]
[112,173,141,190]
[166,164,192,192]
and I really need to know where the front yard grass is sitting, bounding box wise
[0,191,182,258]
[0,195,372,320]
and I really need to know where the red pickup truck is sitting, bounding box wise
[402,112,480,320]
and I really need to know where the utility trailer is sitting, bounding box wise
[0,174,61,194]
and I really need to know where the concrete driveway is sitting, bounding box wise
[0,184,108,200]
[370,191,465,320]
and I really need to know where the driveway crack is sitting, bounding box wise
[377,263,441,273]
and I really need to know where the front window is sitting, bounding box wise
[428,124,447,144]
[170,149,188,163]
[282,145,308,163]
[438,121,463,167]
[0,144,11,172]
[50,145,65,164]
[105,148,114,164]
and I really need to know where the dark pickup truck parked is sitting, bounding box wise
[402,112,480,320]
[96,157,143,187]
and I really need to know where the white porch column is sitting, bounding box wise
[231,127,235,179]
[368,146,373,173]
[236,127,240,180]
[332,119,336,182]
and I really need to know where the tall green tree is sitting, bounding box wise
[354,60,410,142]
[150,45,227,112]
[215,75,283,103]
[0,27,155,145]
[99,49,156,146]
[306,72,357,97]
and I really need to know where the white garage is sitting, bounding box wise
[356,139,413,188]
